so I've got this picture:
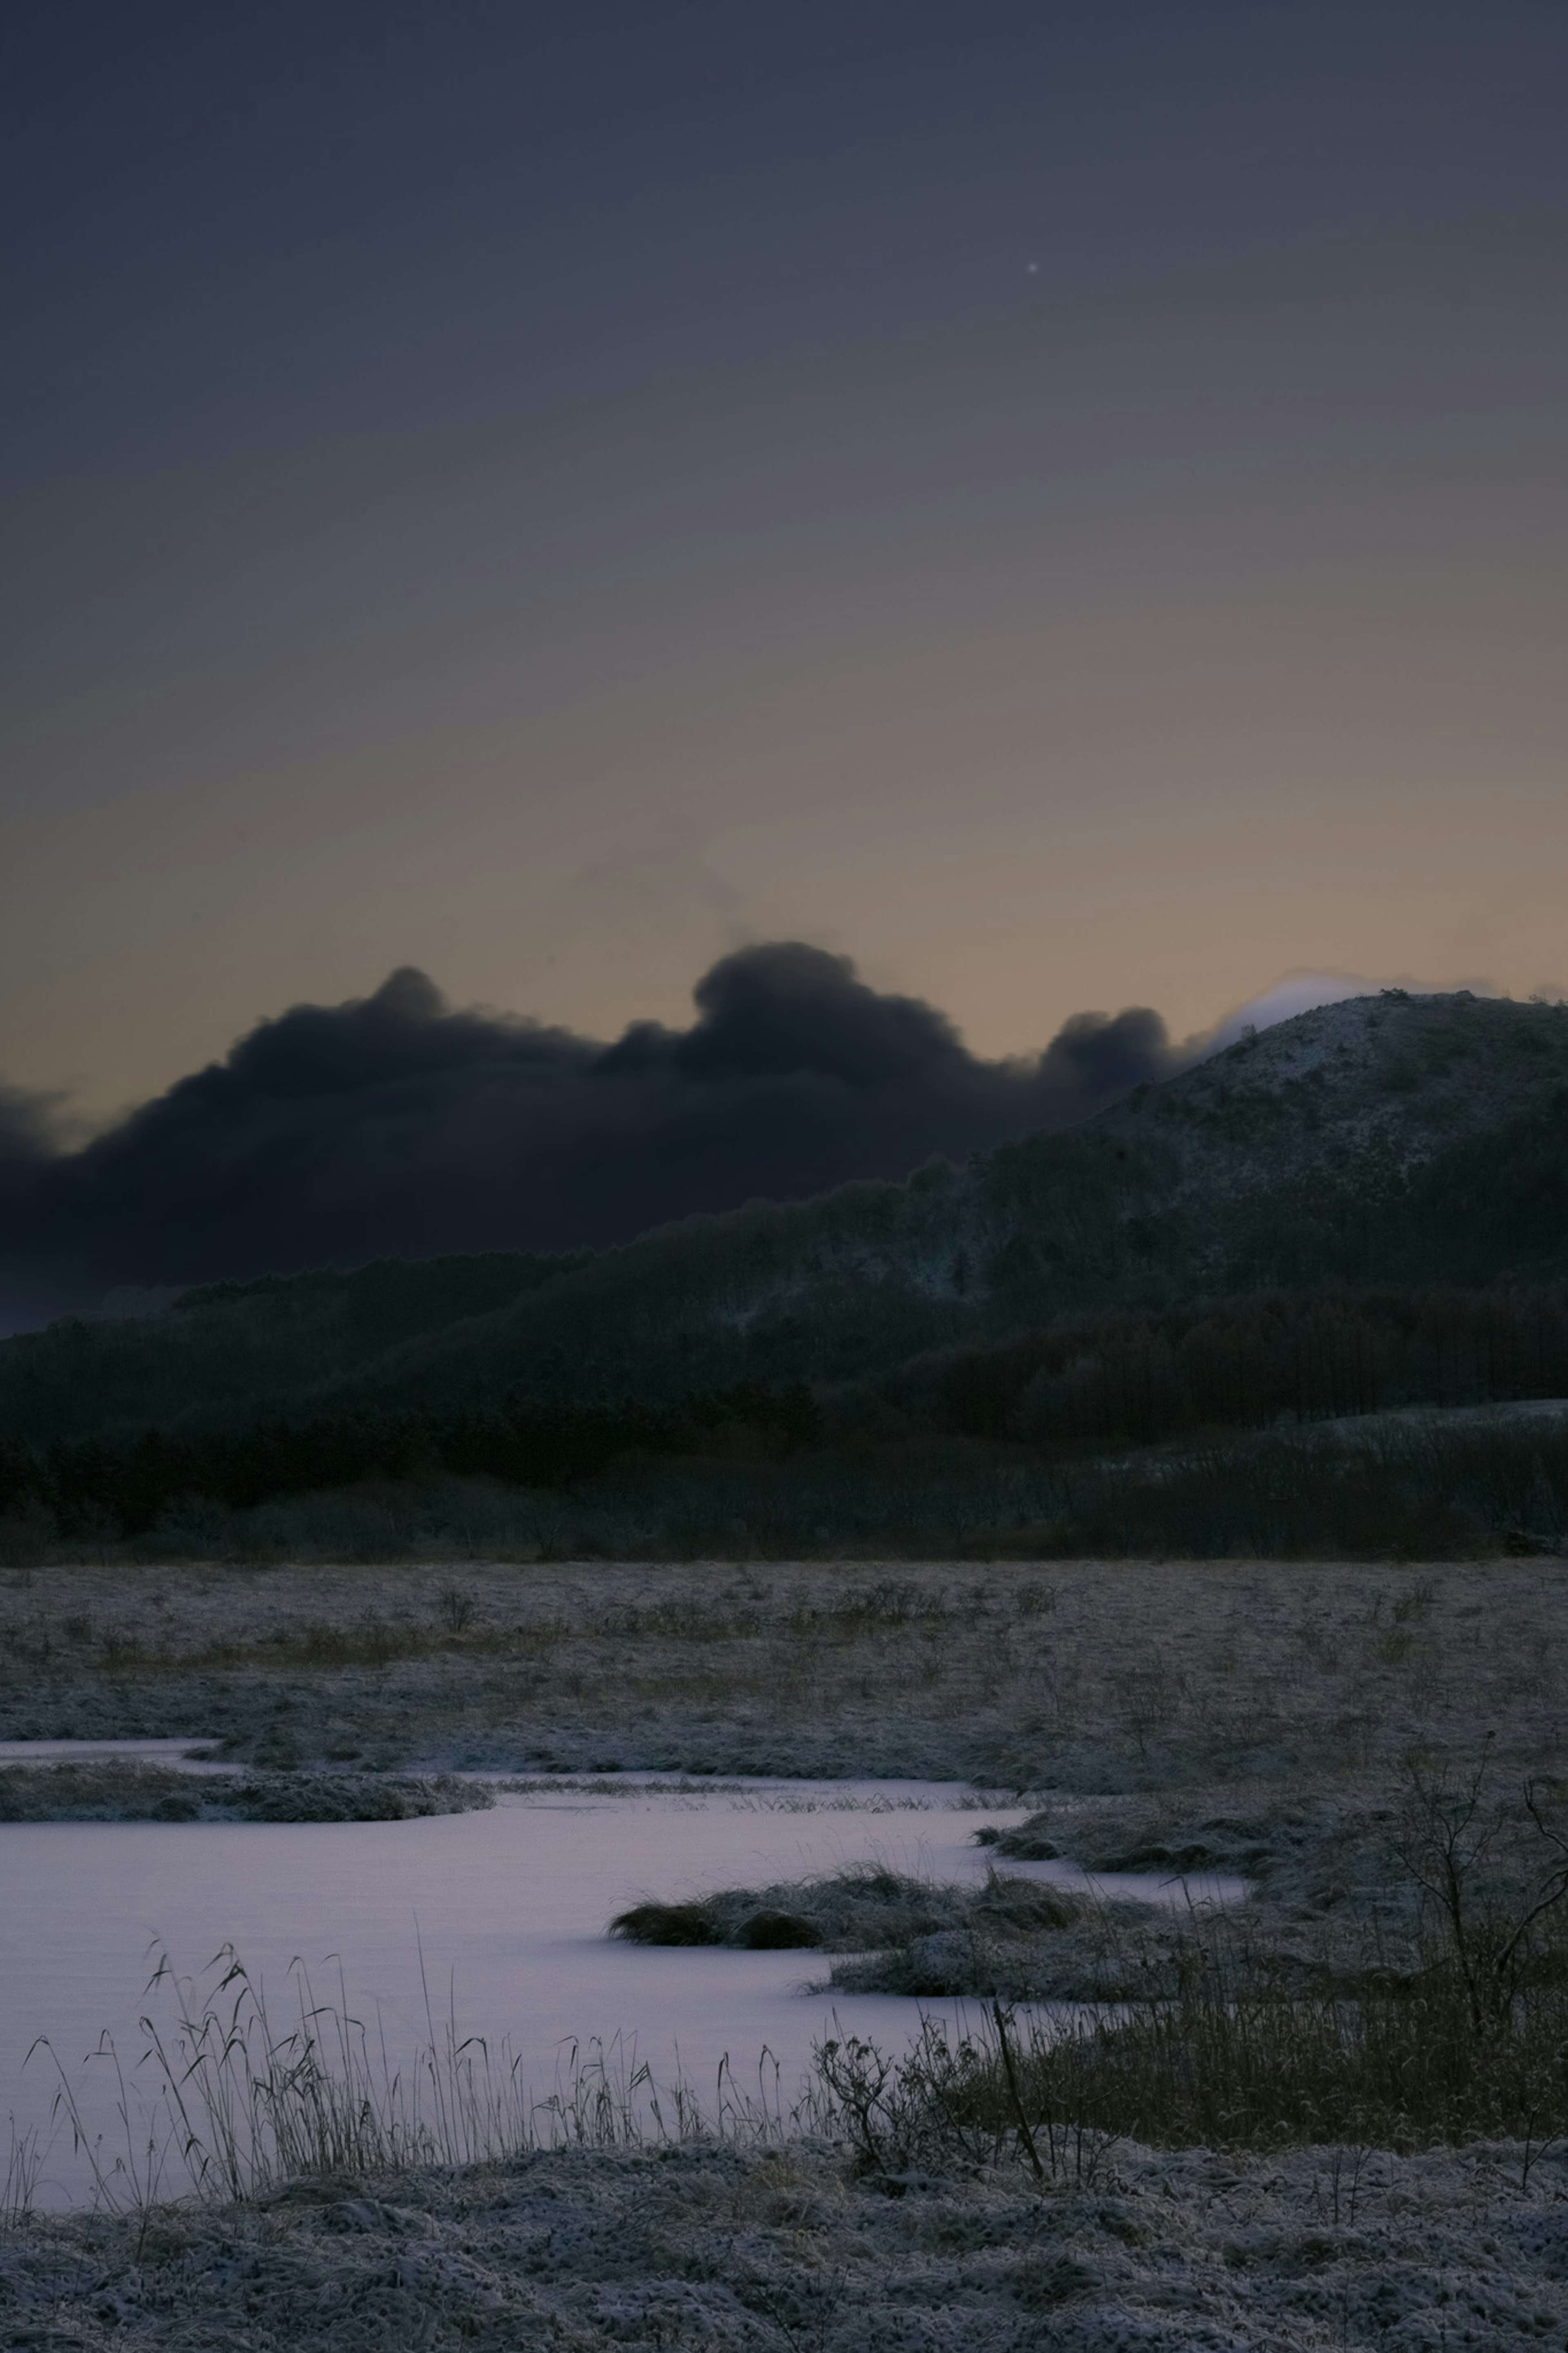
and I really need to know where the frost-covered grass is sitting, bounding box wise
[613,1761,1568,2147]
[9,1936,1568,2347]
[2,1555,1565,1787]
[0,1758,490,1822]
[6,2131,1568,2349]
[610,1864,1094,1956]
[7,1557,1568,2338]
[821,1945,1568,2161]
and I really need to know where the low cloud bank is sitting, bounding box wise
[0,943,1190,1325]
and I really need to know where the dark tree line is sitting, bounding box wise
[9,1281,1568,1547]
[0,1382,821,1539]
[864,1283,1568,1453]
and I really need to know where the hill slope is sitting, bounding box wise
[3,989,1566,1441]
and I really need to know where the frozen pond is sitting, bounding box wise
[0,1766,1244,2208]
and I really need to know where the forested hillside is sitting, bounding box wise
[5,1285,1567,1546]
[843,1284,1568,1452]
[2,990,1566,1456]
[0,1251,587,1442]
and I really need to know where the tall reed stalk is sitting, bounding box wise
[816,1928,1568,2181]
[22,1943,831,2218]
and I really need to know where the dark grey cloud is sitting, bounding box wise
[0,943,1180,1325]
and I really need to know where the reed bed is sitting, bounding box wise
[7,1941,831,2225]
[819,1949,1568,2193]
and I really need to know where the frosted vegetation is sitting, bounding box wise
[11,2123,1568,2349]
[2,1556,1561,1786]
[4,1556,1568,2342]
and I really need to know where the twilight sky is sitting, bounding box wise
[4,0,1568,1129]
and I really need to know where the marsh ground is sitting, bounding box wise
[8,2137,1568,2351]
[5,1555,1567,2348]
[0,1556,1561,1787]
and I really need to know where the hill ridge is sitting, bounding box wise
[3,989,1567,1441]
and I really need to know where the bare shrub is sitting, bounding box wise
[815,2009,1119,2184]
[436,1585,477,1634]
[1395,1749,1568,2035]
[817,1773,1568,2161]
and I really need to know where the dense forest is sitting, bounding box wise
[0,1380,821,1542]
[1,1284,1565,1559]
[851,1284,1568,1452]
